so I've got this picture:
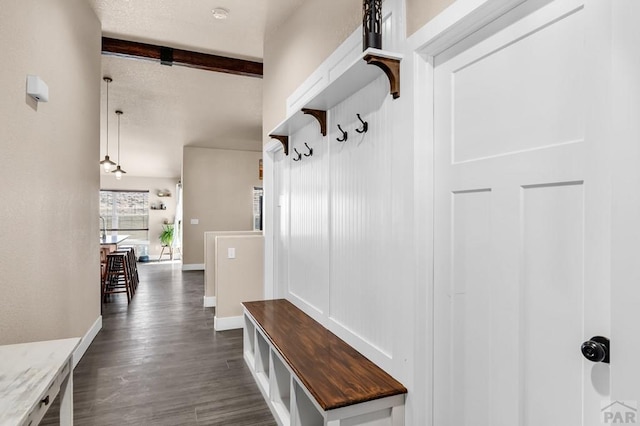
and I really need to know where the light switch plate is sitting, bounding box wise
[228,248,236,259]
[190,219,199,225]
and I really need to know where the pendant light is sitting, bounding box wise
[99,77,117,172]
[363,0,382,51]
[112,110,127,180]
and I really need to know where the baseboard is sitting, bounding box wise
[214,315,243,331]
[182,263,205,271]
[203,296,216,307]
[72,315,102,368]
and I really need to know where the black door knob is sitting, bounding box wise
[581,336,610,363]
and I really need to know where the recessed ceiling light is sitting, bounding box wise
[212,7,229,20]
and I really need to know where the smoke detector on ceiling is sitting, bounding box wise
[212,7,229,20]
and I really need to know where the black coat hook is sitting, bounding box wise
[355,113,368,134]
[292,148,302,161]
[336,124,348,142]
[304,142,313,157]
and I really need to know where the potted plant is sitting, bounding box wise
[160,224,174,247]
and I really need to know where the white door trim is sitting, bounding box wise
[263,139,283,300]
[408,1,554,425]
[408,0,534,57]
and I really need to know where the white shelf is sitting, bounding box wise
[307,48,402,111]
[293,382,324,426]
[270,350,291,425]
[269,110,312,138]
[256,371,270,394]
[256,332,270,372]
[243,350,255,370]
[269,48,402,138]
[243,315,256,366]
[272,400,291,426]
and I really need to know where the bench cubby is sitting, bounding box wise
[255,329,271,392]
[243,299,406,426]
[270,349,292,423]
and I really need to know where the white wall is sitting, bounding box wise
[204,230,261,304]
[214,235,264,331]
[0,0,102,345]
[182,147,262,266]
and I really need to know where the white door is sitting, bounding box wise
[433,0,616,424]
[610,0,640,410]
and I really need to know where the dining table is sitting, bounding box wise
[100,235,129,246]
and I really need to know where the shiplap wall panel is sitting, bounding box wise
[328,75,394,356]
[273,0,411,386]
[275,149,290,299]
[288,120,329,315]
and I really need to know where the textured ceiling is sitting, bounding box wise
[100,56,263,178]
[90,0,306,178]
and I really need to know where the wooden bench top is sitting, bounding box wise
[242,299,407,411]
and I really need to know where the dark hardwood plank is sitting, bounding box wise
[102,37,263,78]
[41,263,275,426]
[243,299,407,411]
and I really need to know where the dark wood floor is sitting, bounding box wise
[42,262,275,426]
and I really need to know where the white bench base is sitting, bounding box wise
[243,310,405,426]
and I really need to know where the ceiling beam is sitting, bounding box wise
[101,37,263,78]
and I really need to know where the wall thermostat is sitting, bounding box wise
[26,75,49,102]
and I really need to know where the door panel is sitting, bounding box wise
[451,6,585,163]
[451,189,492,426]
[433,0,610,425]
[520,182,584,424]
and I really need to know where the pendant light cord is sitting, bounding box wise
[105,79,109,154]
[117,112,121,164]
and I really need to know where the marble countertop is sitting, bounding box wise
[0,338,80,425]
[100,235,129,245]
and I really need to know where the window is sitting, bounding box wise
[100,190,149,240]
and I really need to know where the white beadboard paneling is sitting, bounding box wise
[269,0,411,411]
[274,148,290,299]
[329,75,394,357]
[288,121,329,315]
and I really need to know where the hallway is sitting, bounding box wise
[42,263,275,425]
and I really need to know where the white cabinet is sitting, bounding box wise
[0,338,80,426]
[268,48,402,156]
